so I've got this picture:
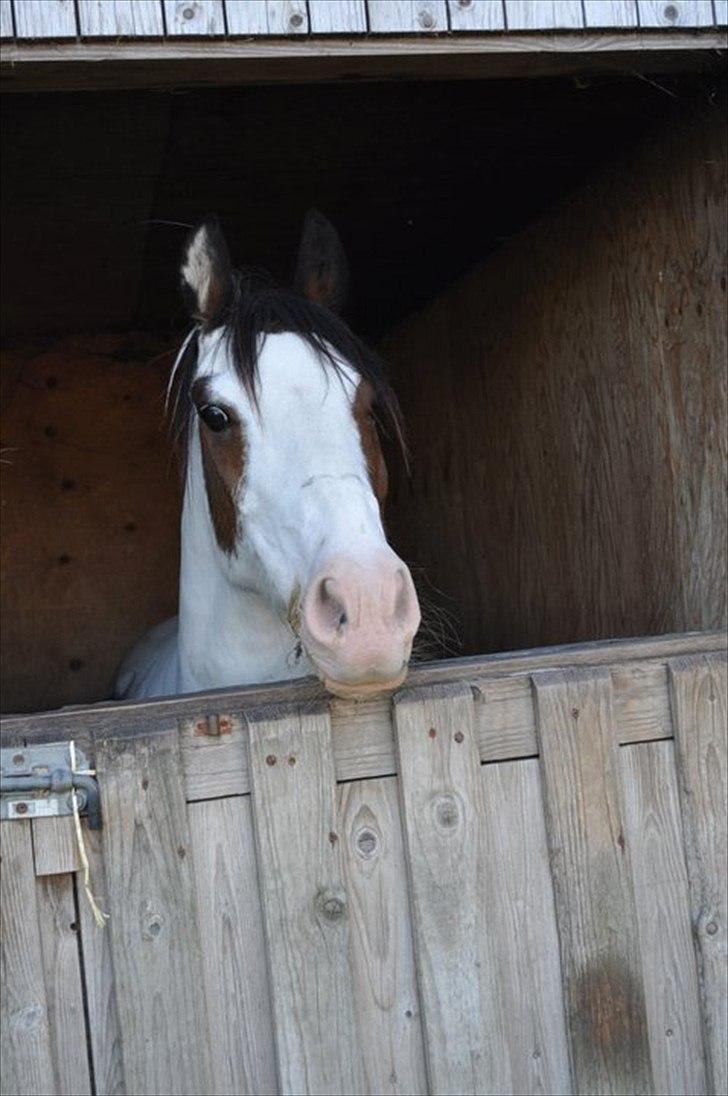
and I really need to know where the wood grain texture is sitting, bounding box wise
[78,1,165,36]
[177,653,690,798]
[533,668,652,1095]
[96,727,213,1095]
[13,0,77,37]
[394,685,499,1095]
[384,111,727,659]
[448,0,506,30]
[36,874,92,1096]
[716,0,728,27]
[338,776,428,1095]
[478,757,572,1094]
[583,0,638,25]
[669,654,728,1096]
[32,816,80,876]
[163,0,225,34]
[76,828,125,1096]
[249,707,363,1095]
[637,0,715,26]
[0,334,180,713]
[188,796,278,1096]
[309,0,366,31]
[224,0,309,34]
[309,0,367,32]
[394,687,572,1094]
[0,0,13,37]
[621,741,707,1096]
[367,0,447,32]
[0,820,56,1096]
[505,0,584,28]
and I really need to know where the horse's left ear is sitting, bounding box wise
[180,218,232,326]
[294,209,349,314]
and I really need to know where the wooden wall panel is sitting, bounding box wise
[0,334,181,713]
[384,109,728,657]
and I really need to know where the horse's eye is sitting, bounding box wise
[199,405,230,433]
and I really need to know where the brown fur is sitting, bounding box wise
[191,378,246,553]
[353,381,388,507]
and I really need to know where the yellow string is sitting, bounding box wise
[69,741,108,928]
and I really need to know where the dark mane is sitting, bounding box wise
[168,267,406,474]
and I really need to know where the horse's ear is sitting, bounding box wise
[180,218,232,326]
[294,209,349,314]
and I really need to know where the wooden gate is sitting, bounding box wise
[1,633,726,1096]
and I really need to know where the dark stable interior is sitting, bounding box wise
[1,68,726,712]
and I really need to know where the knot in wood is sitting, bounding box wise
[432,793,461,834]
[418,10,435,28]
[355,827,378,859]
[289,11,304,28]
[142,913,164,940]
[315,886,347,923]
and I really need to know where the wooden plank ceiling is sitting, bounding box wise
[1,1,723,41]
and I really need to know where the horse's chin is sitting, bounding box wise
[321,667,409,701]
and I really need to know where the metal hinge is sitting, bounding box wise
[0,742,102,829]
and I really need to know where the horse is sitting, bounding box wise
[115,211,421,701]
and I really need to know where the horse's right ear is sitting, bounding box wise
[180,218,232,326]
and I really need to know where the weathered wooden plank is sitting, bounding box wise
[10,631,718,740]
[249,706,363,1095]
[96,727,213,1096]
[78,1,165,37]
[32,816,80,876]
[179,657,676,799]
[338,776,428,1096]
[448,0,506,30]
[76,827,125,1096]
[583,0,638,26]
[533,668,652,1095]
[479,757,572,1094]
[367,0,448,32]
[13,0,77,37]
[0,0,14,38]
[163,0,225,34]
[621,741,707,1096]
[637,0,715,26]
[716,0,728,27]
[669,654,728,1096]
[309,0,367,33]
[188,796,277,1096]
[224,0,308,34]
[506,0,584,28]
[0,820,56,1096]
[36,875,92,1096]
[393,684,504,1095]
[2,29,727,94]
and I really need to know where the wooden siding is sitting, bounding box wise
[1,631,726,1095]
[2,0,726,38]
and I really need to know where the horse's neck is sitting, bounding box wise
[176,435,310,693]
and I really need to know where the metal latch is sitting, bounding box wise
[0,743,102,829]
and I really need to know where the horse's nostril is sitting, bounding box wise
[338,612,348,628]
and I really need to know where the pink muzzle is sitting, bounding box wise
[300,552,421,699]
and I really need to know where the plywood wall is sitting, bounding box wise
[384,107,727,656]
[0,334,180,712]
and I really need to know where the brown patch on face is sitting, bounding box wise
[353,381,388,509]
[192,378,246,554]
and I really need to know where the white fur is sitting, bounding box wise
[116,330,392,698]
